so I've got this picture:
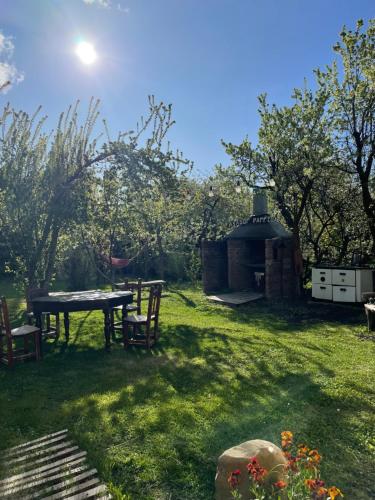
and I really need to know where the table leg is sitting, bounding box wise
[35,312,43,355]
[104,309,111,351]
[64,312,70,342]
[110,308,116,341]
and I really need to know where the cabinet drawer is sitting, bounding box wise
[312,284,332,301]
[332,269,355,286]
[333,285,356,302]
[312,268,332,285]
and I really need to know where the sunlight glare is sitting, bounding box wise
[75,41,97,65]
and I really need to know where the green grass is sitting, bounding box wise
[1,279,374,499]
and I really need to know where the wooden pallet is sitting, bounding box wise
[0,429,111,499]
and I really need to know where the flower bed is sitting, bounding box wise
[228,432,343,499]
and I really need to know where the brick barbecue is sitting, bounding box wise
[202,191,301,299]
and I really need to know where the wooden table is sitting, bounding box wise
[364,303,375,332]
[31,290,133,350]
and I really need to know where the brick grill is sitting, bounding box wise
[202,191,301,299]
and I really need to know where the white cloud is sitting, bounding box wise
[0,32,15,56]
[0,31,24,93]
[83,0,111,7]
[82,0,129,12]
[117,4,129,13]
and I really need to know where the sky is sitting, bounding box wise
[0,0,374,178]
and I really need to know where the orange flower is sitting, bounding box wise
[328,486,343,499]
[307,449,321,465]
[297,443,310,457]
[305,479,316,491]
[281,431,293,449]
[317,487,328,498]
[304,478,325,491]
[273,480,287,489]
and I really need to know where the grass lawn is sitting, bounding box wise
[0,279,374,499]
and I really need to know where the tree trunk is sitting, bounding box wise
[41,223,60,289]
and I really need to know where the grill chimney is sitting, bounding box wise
[253,190,268,216]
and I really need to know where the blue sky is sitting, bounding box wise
[0,0,374,177]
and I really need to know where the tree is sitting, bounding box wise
[0,100,106,290]
[257,86,336,249]
[316,19,375,251]
[82,97,193,281]
[222,85,336,258]
[0,98,181,291]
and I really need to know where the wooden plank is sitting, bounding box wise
[7,441,73,465]
[0,451,86,486]
[4,430,68,455]
[0,456,87,493]
[4,433,68,458]
[27,445,80,468]
[25,469,98,499]
[64,484,108,499]
[1,465,89,497]
[43,476,100,500]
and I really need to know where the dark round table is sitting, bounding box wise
[31,290,133,350]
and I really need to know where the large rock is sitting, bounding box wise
[215,439,287,500]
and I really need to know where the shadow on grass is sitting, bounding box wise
[169,288,197,308]
[0,308,373,499]
[207,297,366,334]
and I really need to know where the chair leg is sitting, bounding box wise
[34,332,41,361]
[123,322,129,349]
[145,324,151,350]
[7,337,14,367]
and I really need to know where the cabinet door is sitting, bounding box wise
[312,284,332,301]
[312,268,332,285]
[332,269,356,286]
[333,286,356,302]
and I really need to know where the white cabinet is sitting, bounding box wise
[312,267,373,303]
[332,285,356,302]
[312,268,332,285]
[312,284,332,301]
[332,269,355,286]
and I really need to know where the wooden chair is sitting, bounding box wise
[111,278,142,340]
[123,284,162,349]
[26,287,60,339]
[0,296,42,367]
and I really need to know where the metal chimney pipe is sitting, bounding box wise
[253,190,268,216]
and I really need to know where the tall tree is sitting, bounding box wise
[257,86,335,249]
[317,19,375,250]
[0,100,105,290]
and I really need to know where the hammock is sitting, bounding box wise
[101,255,130,269]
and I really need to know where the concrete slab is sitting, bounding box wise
[207,291,264,305]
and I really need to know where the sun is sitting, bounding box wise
[75,41,97,65]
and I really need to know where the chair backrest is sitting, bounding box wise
[146,285,162,323]
[120,279,142,313]
[0,297,11,338]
